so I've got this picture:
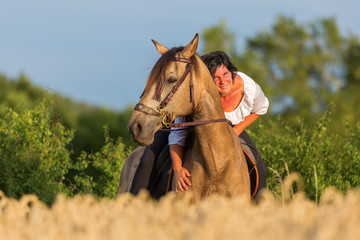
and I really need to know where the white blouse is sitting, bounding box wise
[168,72,269,146]
[224,72,269,125]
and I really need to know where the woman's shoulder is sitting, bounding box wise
[236,72,257,98]
[236,72,256,88]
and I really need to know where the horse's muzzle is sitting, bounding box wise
[127,114,158,146]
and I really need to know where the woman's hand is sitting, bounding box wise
[170,144,191,192]
[174,167,191,192]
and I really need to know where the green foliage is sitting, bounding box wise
[0,98,74,204]
[0,97,129,204]
[202,20,236,56]
[70,105,135,156]
[70,126,129,199]
[0,73,44,116]
[344,35,360,86]
[249,104,360,201]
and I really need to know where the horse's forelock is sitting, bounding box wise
[142,47,200,100]
[144,47,184,89]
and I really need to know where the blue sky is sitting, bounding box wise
[0,0,359,111]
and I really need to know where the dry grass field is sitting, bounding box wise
[1,184,360,240]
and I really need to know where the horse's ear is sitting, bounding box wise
[152,39,169,55]
[181,33,199,59]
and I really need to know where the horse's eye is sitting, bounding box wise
[166,77,177,84]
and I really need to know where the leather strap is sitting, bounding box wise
[160,118,231,131]
[158,64,192,109]
[134,103,161,117]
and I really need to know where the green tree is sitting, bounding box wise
[202,20,236,56]
[251,108,360,201]
[344,36,360,86]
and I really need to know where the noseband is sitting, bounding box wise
[134,57,230,129]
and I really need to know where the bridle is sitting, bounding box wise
[134,56,230,129]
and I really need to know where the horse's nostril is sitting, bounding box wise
[131,123,142,138]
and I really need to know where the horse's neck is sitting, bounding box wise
[192,88,239,177]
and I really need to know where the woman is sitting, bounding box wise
[169,51,269,197]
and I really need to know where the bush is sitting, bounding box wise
[0,98,73,204]
[0,97,128,204]
[250,104,360,201]
[68,126,129,199]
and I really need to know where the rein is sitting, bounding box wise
[161,118,232,131]
[134,56,230,129]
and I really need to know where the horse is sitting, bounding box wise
[122,34,250,202]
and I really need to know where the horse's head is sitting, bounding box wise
[128,34,200,145]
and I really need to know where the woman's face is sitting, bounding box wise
[213,64,233,96]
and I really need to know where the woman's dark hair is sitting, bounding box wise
[201,51,238,80]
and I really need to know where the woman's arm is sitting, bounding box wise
[232,113,259,136]
[170,144,191,192]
